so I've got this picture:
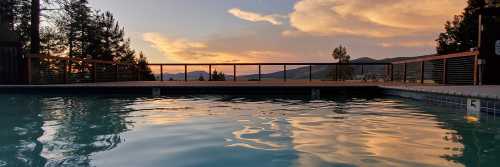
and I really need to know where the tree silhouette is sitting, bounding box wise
[436,0,486,54]
[332,45,351,64]
[137,52,156,81]
[210,70,226,81]
[331,45,352,80]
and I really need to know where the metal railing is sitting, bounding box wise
[26,54,142,84]
[392,51,479,85]
[19,51,480,85]
[147,63,392,82]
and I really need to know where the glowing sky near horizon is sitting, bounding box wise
[88,0,467,63]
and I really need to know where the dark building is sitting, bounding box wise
[479,2,500,85]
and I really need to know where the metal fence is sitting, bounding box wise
[19,51,480,85]
[392,51,479,85]
[146,63,392,82]
[27,54,142,84]
[0,42,24,84]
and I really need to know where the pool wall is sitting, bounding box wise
[383,88,500,115]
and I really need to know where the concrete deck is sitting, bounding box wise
[0,81,499,100]
[0,81,393,88]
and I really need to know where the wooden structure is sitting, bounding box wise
[479,5,500,85]
[0,22,24,84]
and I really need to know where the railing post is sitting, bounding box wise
[361,65,364,75]
[258,65,262,81]
[283,65,287,82]
[209,65,212,81]
[27,55,32,84]
[335,65,338,81]
[137,65,141,81]
[420,61,425,84]
[361,65,365,82]
[115,64,119,81]
[443,59,447,84]
[184,65,188,82]
[160,65,163,81]
[473,54,479,85]
[403,63,407,83]
[309,65,312,82]
[233,65,237,82]
[63,60,68,84]
[92,62,97,83]
[338,64,342,81]
[390,64,394,82]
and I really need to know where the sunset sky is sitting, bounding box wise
[87,0,467,63]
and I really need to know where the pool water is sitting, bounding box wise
[1,94,499,167]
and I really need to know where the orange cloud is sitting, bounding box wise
[228,8,286,25]
[142,32,296,63]
[379,40,436,48]
[288,0,467,38]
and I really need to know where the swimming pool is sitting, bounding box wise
[0,94,499,167]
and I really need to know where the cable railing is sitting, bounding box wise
[26,54,142,84]
[146,63,392,82]
[17,51,480,85]
[392,51,479,85]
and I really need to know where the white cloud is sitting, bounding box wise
[228,8,285,25]
[288,0,467,38]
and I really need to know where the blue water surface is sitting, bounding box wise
[1,94,499,167]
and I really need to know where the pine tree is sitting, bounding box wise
[57,0,92,59]
[88,11,125,61]
[137,52,156,81]
[436,0,486,54]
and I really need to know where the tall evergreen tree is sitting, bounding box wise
[436,0,486,54]
[57,0,92,59]
[88,11,125,61]
[137,52,156,81]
